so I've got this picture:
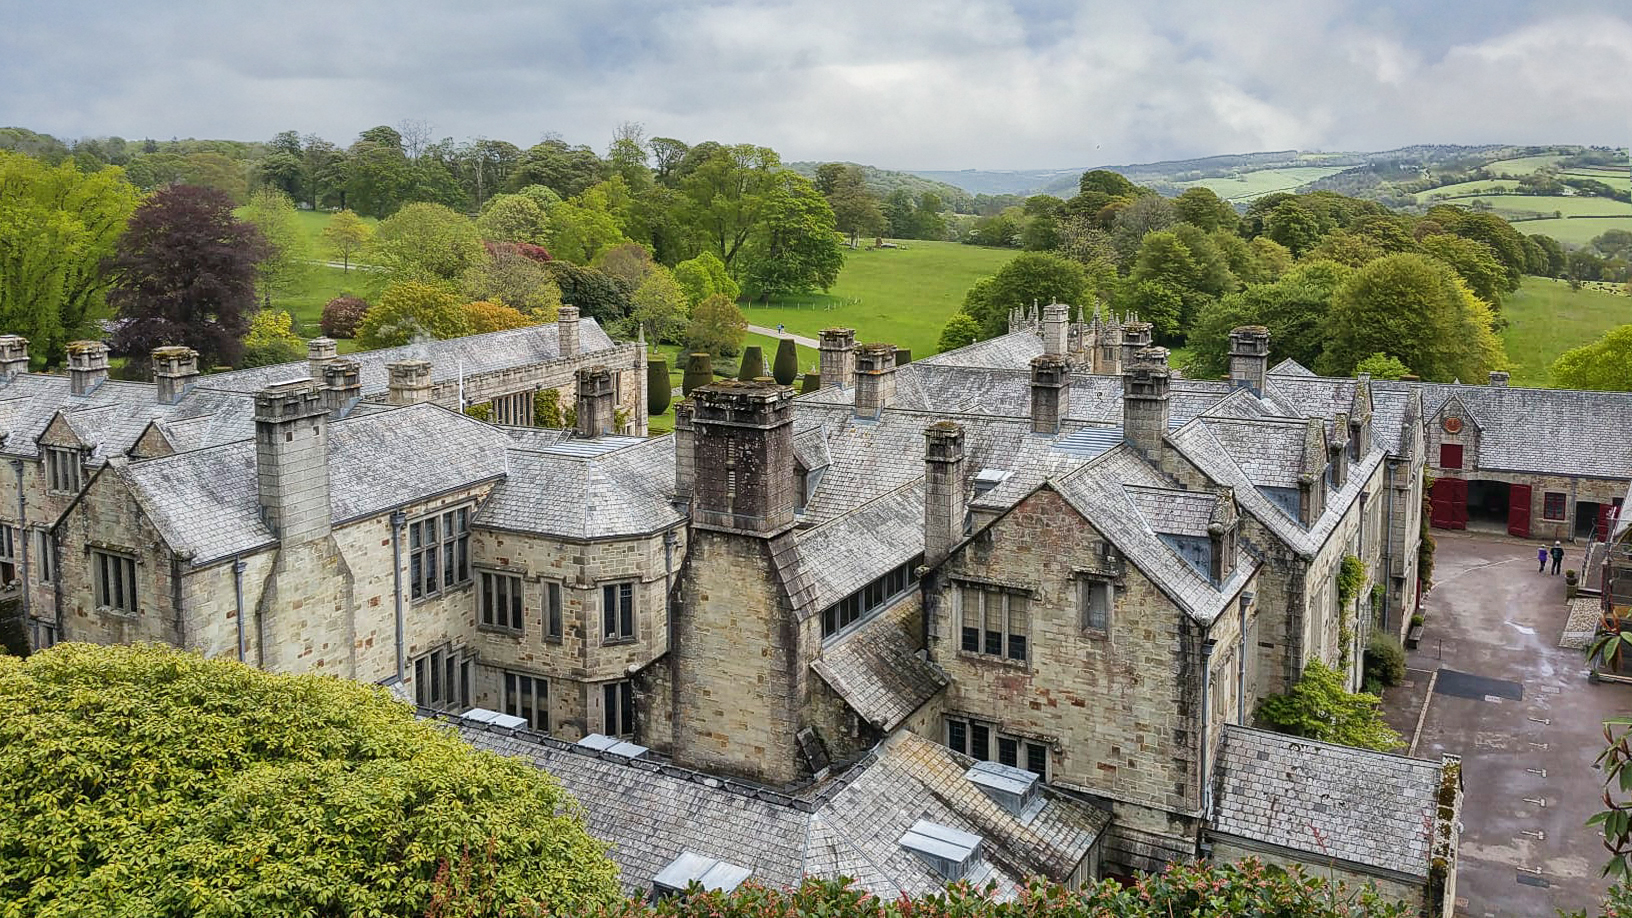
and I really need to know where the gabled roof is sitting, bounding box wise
[1211,725,1453,880]
[0,374,175,461]
[115,405,514,566]
[811,597,948,732]
[916,331,1044,369]
[796,482,924,617]
[452,722,1106,900]
[475,435,682,540]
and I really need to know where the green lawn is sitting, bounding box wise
[1485,154,1567,174]
[644,332,821,434]
[1504,215,1632,246]
[291,209,378,263]
[1485,195,1632,218]
[1501,276,1632,386]
[1562,169,1631,191]
[1174,166,1350,203]
[740,240,1019,358]
[1416,180,1524,203]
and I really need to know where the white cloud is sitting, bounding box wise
[0,1,1627,169]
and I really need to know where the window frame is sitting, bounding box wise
[412,645,471,712]
[45,446,81,494]
[0,525,15,585]
[91,548,138,614]
[34,529,53,584]
[945,715,1049,780]
[478,569,525,634]
[601,581,636,643]
[503,671,548,732]
[820,560,918,639]
[1542,491,1567,522]
[1438,443,1463,470]
[603,680,635,737]
[956,582,1030,664]
[408,505,472,601]
[544,580,564,641]
[1077,575,1114,635]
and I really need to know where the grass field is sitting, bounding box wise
[644,332,821,433]
[1484,195,1632,218]
[1416,180,1523,202]
[1500,276,1632,386]
[1563,168,1631,190]
[1504,215,1632,246]
[1485,154,1567,174]
[1174,166,1349,202]
[740,240,1020,358]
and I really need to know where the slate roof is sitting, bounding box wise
[118,405,514,566]
[1123,485,1214,537]
[476,436,683,540]
[0,374,177,461]
[797,482,924,615]
[811,596,948,731]
[916,331,1044,369]
[1210,725,1450,880]
[1052,447,1257,625]
[451,721,1106,899]
[194,321,620,396]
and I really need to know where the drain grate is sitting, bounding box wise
[1435,669,1524,701]
[1516,873,1550,888]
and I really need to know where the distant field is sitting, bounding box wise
[1503,215,1632,246]
[645,332,820,434]
[1562,169,1631,191]
[1174,166,1349,202]
[740,240,1020,358]
[1416,180,1523,203]
[1501,276,1632,386]
[1486,154,1567,174]
[1486,195,1632,219]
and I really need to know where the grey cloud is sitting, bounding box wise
[1,0,1627,169]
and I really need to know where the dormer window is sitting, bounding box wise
[972,468,1010,499]
[45,447,80,493]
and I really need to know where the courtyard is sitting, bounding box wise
[1383,530,1625,917]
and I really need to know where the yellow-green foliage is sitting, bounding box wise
[0,643,620,917]
[358,281,474,348]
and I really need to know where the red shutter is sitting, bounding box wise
[1508,483,1532,538]
[1439,443,1464,469]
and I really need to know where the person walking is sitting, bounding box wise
[1551,540,1565,575]
[1538,546,1549,572]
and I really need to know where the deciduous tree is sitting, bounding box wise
[320,209,373,273]
[460,249,562,317]
[937,313,982,353]
[476,192,551,246]
[240,309,307,367]
[357,281,472,347]
[1551,324,1632,391]
[1318,253,1504,382]
[672,251,739,307]
[676,144,781,270]
[686,293,746,356]
[240,187,311,299]
[0,152,139,367]
[1257,660,1403,751]
[107,184,269,368]
[0,643,620,917]
[463,299,538,334]
[960,252,1088,339]
[630,266,689,344]
[740,172,844,302]
[370,202,484,284]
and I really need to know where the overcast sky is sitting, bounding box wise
[2,0,1628,170]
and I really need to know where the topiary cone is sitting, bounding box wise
[801,372,821,393]
[647,357,671,415]
[682,352,713,395]
[894,347,912,366]
[736,345,764,381]
[773,338,798,384]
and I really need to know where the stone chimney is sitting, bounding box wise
[1122,346,1171,463]
[819,327,856,390]
[1488,371,1510,388]
[307,337,338,378]
[673,399,695,500]
[1120,321,1153,371]
[557,305,580,358]
[689,379,795,535]
[1227,325,1271,396]
[254,378,331,543]
[66,340,110,396]
[1042,302,1069,357]
[321,360,362,416]
[923,421,967,568]
[387,360,433,406]
[853,343,897,419]
[0,335,29,379]
[1298,417,1328,526]
[151,346,199,404]
[575,366,615,437]
[1030,354,1070,435]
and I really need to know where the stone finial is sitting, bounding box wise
[557,305,580,357]
[151,345,199,404]
[853,343,897,419]
[67,340,110,396]
[0,335,29,379]
[386,360,433,406]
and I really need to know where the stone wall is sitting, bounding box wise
[53,466,187,648]
[415,342,647,435]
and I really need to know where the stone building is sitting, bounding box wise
[13,311,1489,909]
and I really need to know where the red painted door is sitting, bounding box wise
[1600,503,1616,541]
[1430,478,1466,530]
[1447,479,1468,530]
[1508,484,1532,538]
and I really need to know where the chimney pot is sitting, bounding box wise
[1042,303,1069,357]
[923,421,967,568]
[0,335,30,379]
[575,366,616,437]
[1121,346,1170,463]
[818,327,856,390]
[1488,371,1510,388]
[151,346,200,404]
[387,360,433,405]
[853,342,897,419]
[1029,354,1070,435]
[66,340,110,396]
[688,379,796,535]
[1227,325,1271,396]
[307,337,338,378]
[557,306,581,357]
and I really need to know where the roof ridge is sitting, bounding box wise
[1222,722,1442,768]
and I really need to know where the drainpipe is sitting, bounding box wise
[233,558,247,663]
[1199,636,1216,818]
[12,460,29,622]
[390,510,407,683]
[1382,459,1397,632]
[1237,592,1253,724]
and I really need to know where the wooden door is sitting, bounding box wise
[1508,483,1532,538]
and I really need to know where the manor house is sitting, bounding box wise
[42,305,1632,913]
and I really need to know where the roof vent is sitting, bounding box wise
[651,851,752,899]
[460,707,529,730]
[899,819,982,880]
[577,732,650,758]
[972,468,1011,498]
[965,760,1041,819]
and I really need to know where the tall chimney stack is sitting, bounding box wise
[852,343,896,419]
[673,399,695,500]
[818,327,856,390]
[321,360,362,416]
[387,360,433,406]
[557,305,580,357]
[923,421,967,568]
[67,341,110,396]
[1042,302,1069,357]
[689,379,795,534]
[307,337,338,379]
[1120,321,1153,373]
[0,335,29,379]
[575,366,616,437]
[1030,354,1070,435]
[1227,326,1271,396]
[1122,346,1171,463]
[254,378,331,544]
[151,346,199,404]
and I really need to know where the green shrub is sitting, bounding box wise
[0,644,620,917]
[1257,661,1404,752]
[534,388,564,427]
[737,344,765,381]
[772,338,798,385]
[682,352,713,395]
[647,358,672,415]
[464,402,493,422]
[1364,633,1407,688]
[1410,613,1424,629]
[320,295,370,338]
